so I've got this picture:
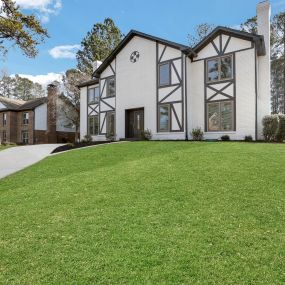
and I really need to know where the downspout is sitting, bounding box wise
[255,44,258,141]
[184,54,188,140]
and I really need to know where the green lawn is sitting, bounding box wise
[1,142,285,284]
[0,145,13,151]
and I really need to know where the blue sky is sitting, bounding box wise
[2,0,285,85]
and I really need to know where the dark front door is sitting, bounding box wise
[126,108,144,139]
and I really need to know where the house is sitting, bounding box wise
[79,1,271,141]
[0,84,76,144]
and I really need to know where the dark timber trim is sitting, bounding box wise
[156,42,184,133]
[204,52,236,132]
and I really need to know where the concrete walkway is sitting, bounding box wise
[0,144,62,179]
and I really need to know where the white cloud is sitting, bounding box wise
[15,0,62,23]
[13,72,63,87]
[49,45,80,59]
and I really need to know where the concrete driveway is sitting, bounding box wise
[0,144,62,179]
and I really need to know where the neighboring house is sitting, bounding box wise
[0,84,76,144]
[79,1,271,141]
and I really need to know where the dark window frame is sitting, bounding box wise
[158,104,170,132]
[158,61,171,87]
[106,77,116,98]
[22,112,29,125]
[206,55,233,83]
[3,113,7,126]
[2,130,6,142]
[106,111,115,137]
[88,86,100,104]
[206,100,234,132]
[22,131,29,144]
[88,115,99,136]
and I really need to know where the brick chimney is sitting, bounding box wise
[47,83,57,143]
[257,0,271,138]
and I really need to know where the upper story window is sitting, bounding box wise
[23,112,29,125]
[88,86,99,104]
[3,113,7,126]
[106,77,115,97]
[207,55,233,83]
[159,62,171,87]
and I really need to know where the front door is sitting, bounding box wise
[126,108,144,139]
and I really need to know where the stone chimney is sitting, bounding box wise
[47,83,57,143]
[92,60,102,73]
[257,1,271,139]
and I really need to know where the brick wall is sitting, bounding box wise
[16,110,34,144]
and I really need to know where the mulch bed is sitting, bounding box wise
[52,141,111,154]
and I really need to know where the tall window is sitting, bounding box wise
[22,131,29,144]
[207,101,234,131]
[2,131,6,142]
[106,112,115,137]
[106,77,115,97]
[159,104,170,132]
[88,86,99,104]
[88,115,99,135]
[23,112,29,125]
[159,62,171,86]
[3,113,7,126]
[207,55,232,82]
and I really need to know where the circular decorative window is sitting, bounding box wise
[130,51,140,63]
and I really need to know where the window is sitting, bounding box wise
[88,115,99,136]
[23,112,29,125]
[106,112,115,137]
[2,131,6,142]
[207,101,234,132]
[159,62,171,86]
[3,113,7,126]
[159,104,170,132]
[207,55,232,82]
[106,77,115,97]
[88,86,99,104]
[22,131,29,144]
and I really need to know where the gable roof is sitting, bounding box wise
[0,96,47,111]
[0,97,25,110]
[78,78,99,88]
[188,26,266,57]
[93,30,190,78]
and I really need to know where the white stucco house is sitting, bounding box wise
[79,1,271,141]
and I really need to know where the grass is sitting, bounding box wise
[0,144,13,151]
[0,142,285,284]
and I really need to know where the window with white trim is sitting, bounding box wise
[23,112,29,125]
[22,131,29,144]
[3,113,7,126]
[88,86,99,104]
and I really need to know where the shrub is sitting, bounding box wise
[221,135,230,141]
[262,115,279,142]
[245,135,253,142]
[276,114,285,142]
[141,129,152,141]
[191,127,204,141]
[82,134,92,143]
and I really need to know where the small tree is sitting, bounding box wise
[62,69,89,141]
[76,18,123,75]
[276,115,285,142]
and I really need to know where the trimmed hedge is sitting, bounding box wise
[262,114,285,142]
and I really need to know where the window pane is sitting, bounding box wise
[88,116,94,135]
[88,88,95,104]
[208,103,220,131]
[159,105,169,131]
[221,56,232,80]
[107,112,115,136]
[94,87,100,103]
[94,115,99,134]
[107,78,115,97]
[159,63,170,86]
[207,59,219,82]
[221,101,233,131]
